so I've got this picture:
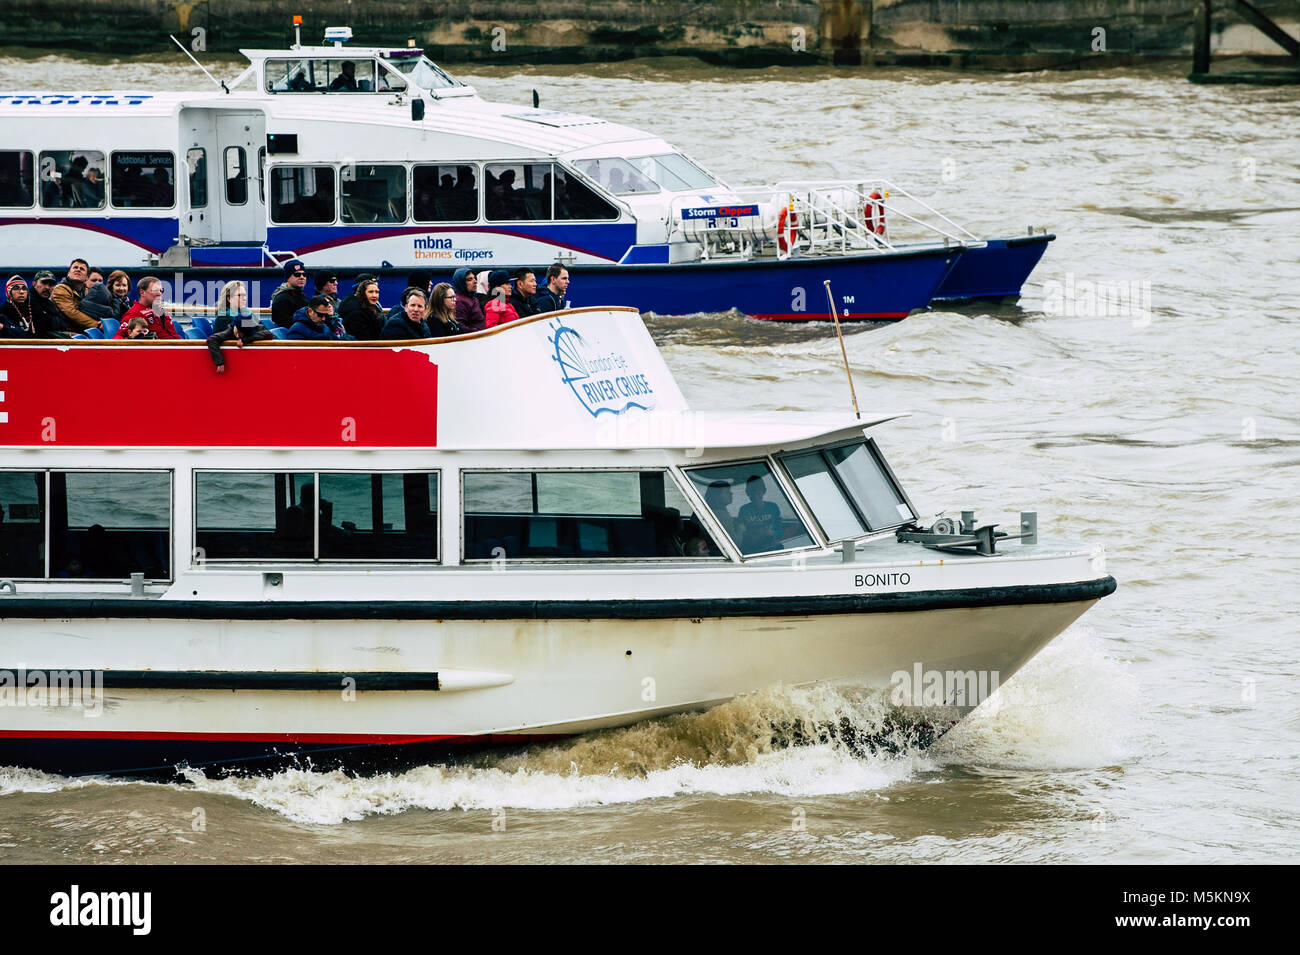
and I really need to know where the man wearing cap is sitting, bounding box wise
[28,270,69,336]
[271,259,311,329]
[117,276,181,339]
[50,258,102,332]
[1,276,37,338]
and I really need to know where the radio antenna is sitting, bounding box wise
[823,280,861,419]
[170,35,229,94]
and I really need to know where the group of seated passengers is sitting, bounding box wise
[22,157,172,210]
[1,260,181,339]
[483,169,608,221]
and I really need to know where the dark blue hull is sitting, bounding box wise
[130,246,964,322]
[931,234,1054,302]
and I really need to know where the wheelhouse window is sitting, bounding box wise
[574,154,717,195]
[111,151,175,208]
[572,157,658,196]
[194,471,439,561]
[485,162,554,221]
[462,470,721,560]
[186,147,208,208]
[38,150,106,209]
[0,470,172,579]
[779,440,914,540]
[340,163,406,223]
[413,164,478,222]
[387,54,461,90]
[224,146,247,205]
[0,150,34,207]
[683,461,814,556]
[265,58,379,93]
[270,165,336,223]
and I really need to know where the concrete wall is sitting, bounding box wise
[1,0,1296,68]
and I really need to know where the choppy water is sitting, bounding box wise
[0,53,1297,864]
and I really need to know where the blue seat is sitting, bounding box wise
[270,327,289,340]
[84,326,104,339]
[72,332,88,340]
[183,327,206,340]
[261,319,277,331]
[193,315,213,337]
[102,318,120,338]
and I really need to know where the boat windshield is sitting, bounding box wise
[388,54,462,90]
[683,461,815,557]
[573,153,717,196]
[778,440,914,541]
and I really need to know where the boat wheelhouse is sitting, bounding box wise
[0,307,1112,777]
[0,26,1052,320]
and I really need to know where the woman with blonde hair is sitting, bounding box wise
[214,280,251,333]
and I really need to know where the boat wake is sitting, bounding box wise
[0,628,1137,826]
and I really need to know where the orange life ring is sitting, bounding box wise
[866,190,886,235]
[777,206,798,252]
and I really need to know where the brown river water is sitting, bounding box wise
[0,53,1296,864]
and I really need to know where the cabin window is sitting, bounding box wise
[572,158,659,196]
[186,147,208,209]
[194,471,440,562]
[484,162,553,221]
[0,150,35,208]
[780,441,913,537]
[413,164,478,222]
[110,151,175,209]
[265,58,379,93]
[38,150,106,209]
[0,470,44,577]
[682,461,815,557]
[340,164,407,224]
[270,165,337,224]
[553,166,619,220]
[224,146,247,205]
[0,470,172,580]
[462,469,721,560]
[387,54,461,90]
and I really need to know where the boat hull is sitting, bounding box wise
[930,234,1054,302]
[0,583,1111,777]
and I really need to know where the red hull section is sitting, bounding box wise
[0,344,438,448]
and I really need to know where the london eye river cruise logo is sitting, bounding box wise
[548,320,656,418]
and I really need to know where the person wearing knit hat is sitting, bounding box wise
[1,276,36,338]
[483,269,520,329]
[270,259,310,329]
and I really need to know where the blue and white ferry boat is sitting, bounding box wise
[0,24,1052,319]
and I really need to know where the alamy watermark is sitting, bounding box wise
[890,663,1000,708]
[0,667,103,717]
[1042,273,1152,327]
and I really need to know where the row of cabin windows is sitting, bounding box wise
[0,149,620,223]
[0,468,718,580]
[268,161,620,225]
[0,149,178,210]
[0,450,912,578]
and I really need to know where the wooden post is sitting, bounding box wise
[1192,0,1212,75]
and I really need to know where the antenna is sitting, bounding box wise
[532,89,540,109]
[823,280,861,420]
[169,35,229,94]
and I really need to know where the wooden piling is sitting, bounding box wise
[1192,0,1212,75]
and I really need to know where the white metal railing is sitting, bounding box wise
[670,180,985,262]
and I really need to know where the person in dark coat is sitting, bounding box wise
[341,277,386,340]
[82,269,131,324]
[28,270,70,337]
[287,295,349,340]
[381,288,431,339]
[270,258,310,328]
[509,267,540,318]
[337,273,374,332]
[532,263,570,313]
[451,267,485,332]
[1,276,36,337]
[427,282,464,337]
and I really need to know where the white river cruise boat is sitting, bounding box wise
[0,308,1113,776]
[0,23,1052,321]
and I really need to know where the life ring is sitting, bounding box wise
[866,190,886,235]
[777,205,798,253]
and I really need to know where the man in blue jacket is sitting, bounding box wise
[287,296,344,340]
[381,288,431,339]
